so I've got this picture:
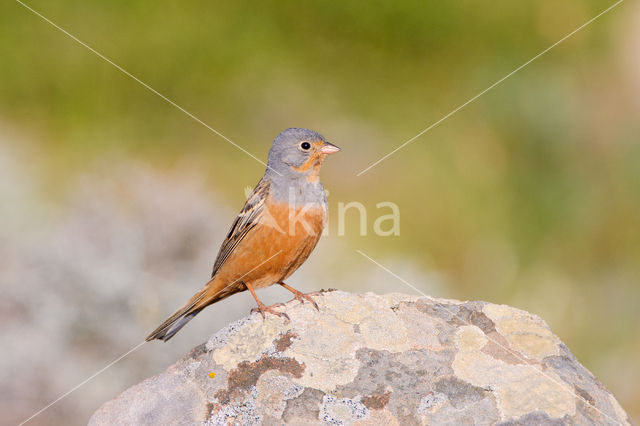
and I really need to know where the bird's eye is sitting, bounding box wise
[299,141,311,151]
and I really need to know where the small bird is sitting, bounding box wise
[146,128,340,341]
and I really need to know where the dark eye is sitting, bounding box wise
[300,141,311,151]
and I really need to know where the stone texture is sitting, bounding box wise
[89,291,631,425]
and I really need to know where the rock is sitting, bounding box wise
[89,291,631,425]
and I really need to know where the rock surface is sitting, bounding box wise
[90,291,631,425]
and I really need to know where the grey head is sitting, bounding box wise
[265,128,340,180]
[263,128,340,205]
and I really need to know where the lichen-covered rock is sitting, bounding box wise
[89,291,631,425]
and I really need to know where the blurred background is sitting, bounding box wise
[1,0,639,423]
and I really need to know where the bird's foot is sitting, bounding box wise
[278,282,320,310]
[290,291,319,311]
[251,303,290,322]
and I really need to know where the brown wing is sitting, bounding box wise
[211,178,270,277]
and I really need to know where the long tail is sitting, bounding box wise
[145,289,208,342]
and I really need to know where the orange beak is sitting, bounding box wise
[320,142,340,154]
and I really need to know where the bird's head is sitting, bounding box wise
[266,128,340,180]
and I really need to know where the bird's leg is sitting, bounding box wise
[245,282,290,321]
[278,282,319,311]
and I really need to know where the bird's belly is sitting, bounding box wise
[215,203,325,289]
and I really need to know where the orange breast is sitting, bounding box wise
[213,200,325,289]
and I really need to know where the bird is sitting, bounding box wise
[146,128,340,342]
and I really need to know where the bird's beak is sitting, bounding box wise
[320,142,340,154]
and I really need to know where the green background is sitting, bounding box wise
[1,0,638,423]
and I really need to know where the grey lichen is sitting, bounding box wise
[320,395,369,425]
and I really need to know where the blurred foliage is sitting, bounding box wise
[1,0,639,420]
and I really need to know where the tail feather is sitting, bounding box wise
[147,277,244,342]
[146,291,207,342]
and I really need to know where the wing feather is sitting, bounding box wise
[211,179,269,277]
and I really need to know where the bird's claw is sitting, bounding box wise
[291,292,319,311]
[251,304,290,322]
